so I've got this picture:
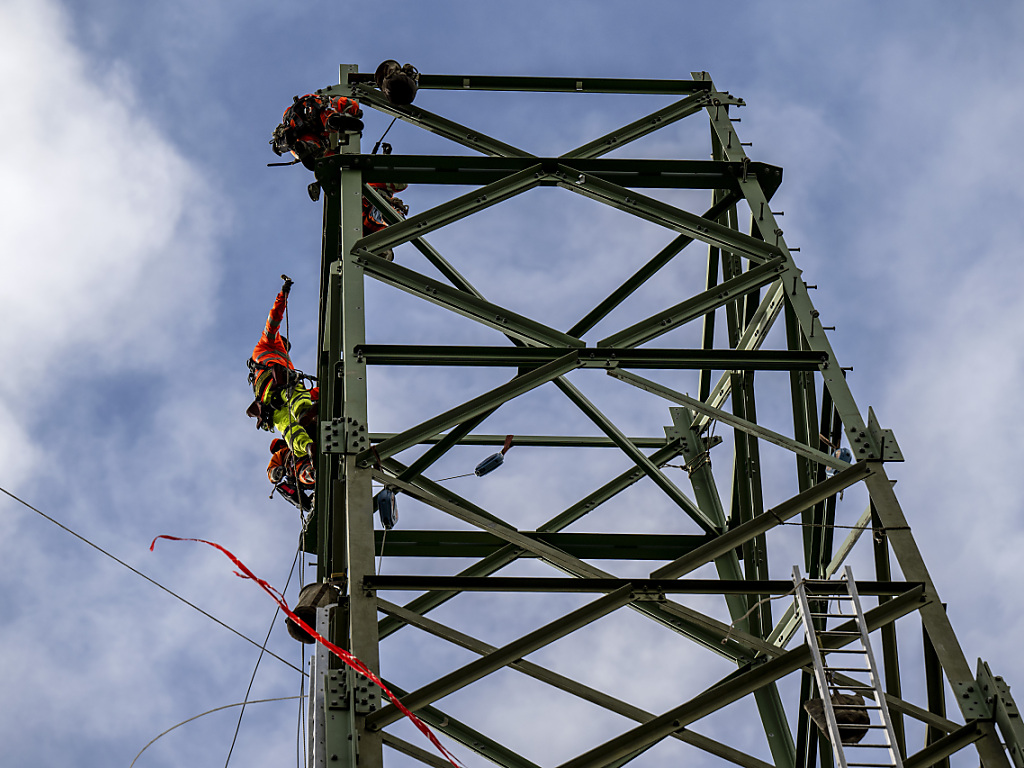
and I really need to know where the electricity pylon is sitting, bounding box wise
[303,65,1024,768]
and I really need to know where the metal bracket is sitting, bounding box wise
[630,587,667,602]
[325,669,380,715]
[978,659,1024,768]
[321,418,347,454]
[868,406,903,461]
[327,669,350,711]
[321,417,370,455]
[952,680,994,721]
[353,672,381,714]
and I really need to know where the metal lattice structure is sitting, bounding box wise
[302,66,1023,768]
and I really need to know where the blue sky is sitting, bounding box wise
[3,1,1024,767]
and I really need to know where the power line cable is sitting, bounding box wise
[130,695,305,767]
[0,485,304,675]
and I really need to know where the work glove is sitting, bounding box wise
[281,274,294,293]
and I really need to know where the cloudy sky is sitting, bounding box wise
[3,1,1024,767]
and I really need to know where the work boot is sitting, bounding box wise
[286,582,337,643]
[325,113,364,133]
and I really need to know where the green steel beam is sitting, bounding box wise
[356,353,579,466]
[562,91,717,160]
[558,167,784,262]
[554,377,718,534]
[903,724,984,768]
[372,530,714,560]
[373,460,769,663]
[567,193,742,339]
[366,576,914,596]
[356,344,825,370]
[361,182,482,296]
[380,680,542,768]
[377,598,775,768]
[651,461,876,580]
[366,586,638,729]
[354,164,546,252]
[349,73,719,95]
[696,279,790,429]
[323,153,782,192]
[356,263,584,348]
[609,373,850,471]
[343,82,532,158]
[555,586,928,768]
[382,734,453,768]
[863,471,1010,768]
[369,432,677,448]
[977,660,1024,768]
[597,259,786,348]
[374,439,687,641]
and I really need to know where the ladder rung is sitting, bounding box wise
[823,648,867,653]
[846,763,897,767]
[810,612,854,618]
[819,630,861,635]
[824,666,869,672]
[827,688,876,696]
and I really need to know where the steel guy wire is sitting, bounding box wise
[0,484,304,675]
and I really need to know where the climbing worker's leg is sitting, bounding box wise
[273,406,315,460]
[285,383,314,423]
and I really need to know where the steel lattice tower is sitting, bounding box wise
[301,66,1024,768]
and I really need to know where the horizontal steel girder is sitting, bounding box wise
[321,154,782,193]
[364,576,919,596]
[371,530,715,560]
[355,345,826,370]
[368,433,676,448]
[348,73,721,95]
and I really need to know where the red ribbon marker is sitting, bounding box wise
[151,535,462,768]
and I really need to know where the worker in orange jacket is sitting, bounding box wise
[270,93,364,170]
[247,276,316,485]
[270,93,411,259]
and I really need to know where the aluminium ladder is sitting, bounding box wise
[793,566,904,768]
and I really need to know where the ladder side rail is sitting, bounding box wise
[844,567,905,768]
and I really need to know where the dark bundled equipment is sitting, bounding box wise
[803,693,871,744]
[375,60,420,105]
[286,582,339,644]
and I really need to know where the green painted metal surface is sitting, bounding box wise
[304,64,1014,768]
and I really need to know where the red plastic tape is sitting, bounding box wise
[150,535,462,768]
